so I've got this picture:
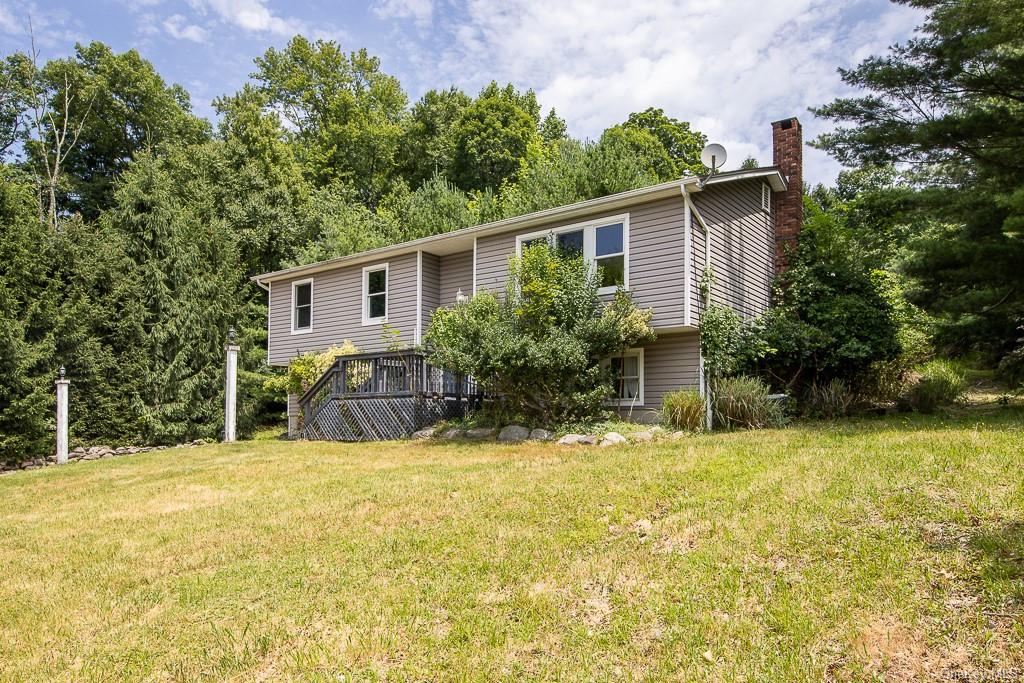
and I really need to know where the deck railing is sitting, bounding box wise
[298,351,481,434]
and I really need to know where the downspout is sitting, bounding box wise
[681,186,713,430]
[253,276,271,366]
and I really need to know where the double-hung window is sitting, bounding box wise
[362,264,388,325]
[516,214,629,295]
[605,349,644,405]
[291,279,312,334]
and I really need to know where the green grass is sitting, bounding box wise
[2,409,1023,681]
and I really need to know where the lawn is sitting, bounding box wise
[2,409,1023,681]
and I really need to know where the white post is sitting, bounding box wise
[55,366,69,464]
[224,328,239,443]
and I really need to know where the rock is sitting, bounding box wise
[599,432,627,447]
[86,446,104,455]
[557,434,583,446]
[498,425,531,443]
[670,431,687,440]
[466,427,496,440]
[71,446,86,455]
[440,428,465,440]
[529,428,554,441]
[100,452,113,458]
[412,427,437,439]
[82,452,100,461]
[578,435,599,445]
[630,431,654,442]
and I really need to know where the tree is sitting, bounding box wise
[251,37,407,207]
[623,107,706,177]
[812,0,1024,371]
[104,153,242,444]
[584,125,666,195]
[540,108,568,143]
[399,87,471,188]
[451,90,538,192]
[755,196,904,396]
[32,41,210,221]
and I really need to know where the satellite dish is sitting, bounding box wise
[701,143,727,172]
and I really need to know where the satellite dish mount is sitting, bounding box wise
[699,143,728,188]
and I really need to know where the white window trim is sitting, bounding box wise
[361,263,389,326]
[290,278,314,335]
[515,213,630,295]
[603,347,645,407]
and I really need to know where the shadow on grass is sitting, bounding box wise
[970,521,1024,611]
[791,404,1024,437]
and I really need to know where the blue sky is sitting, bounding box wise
[0,0,926,184]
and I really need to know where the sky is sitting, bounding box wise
[0,0,926,185]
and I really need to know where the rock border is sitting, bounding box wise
[414,423,690,447]
[1,439,211,475]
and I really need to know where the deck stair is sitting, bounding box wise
[297,351,481,441]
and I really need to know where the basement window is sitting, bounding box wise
[603,348,644,406]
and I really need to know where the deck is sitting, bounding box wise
[297,351,482,441]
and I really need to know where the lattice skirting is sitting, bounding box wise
[301,396,467,441]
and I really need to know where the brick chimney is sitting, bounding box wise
[771,117,803,271]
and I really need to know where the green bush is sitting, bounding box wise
[425,242,655,425]
[905,359,967,413]
[263,341,361,397]
[805,379,855,418]
[662,389,705,431]
[712,376,785,430]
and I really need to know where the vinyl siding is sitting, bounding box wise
[691,179,774,321]
[438,250,473,307]
[473,197,689,329]
[267,252,418,366]
[642,331,701,407]
[420,251,441,339]
[615,331,701,420]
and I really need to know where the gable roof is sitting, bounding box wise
[252,167,786,286]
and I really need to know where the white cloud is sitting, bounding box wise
[0,4,20,34]
[189,0,305,36]
[419,0,924,184]
[163,14,208,42]
[374,0,434,26]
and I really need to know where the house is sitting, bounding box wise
[253,117,804,434]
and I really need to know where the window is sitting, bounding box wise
[291,279,312,334]
[362,264,388,325]
[516,214,629,294]
[604,349,644,405]
[761,183,771,212]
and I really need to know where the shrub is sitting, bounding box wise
[425,243,655,425]
[662,389,705,431]
[804,379,855,418]
[263,341,361,397]
[905,359,966,413]
[712,376,785,430]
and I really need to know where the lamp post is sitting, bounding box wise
[55,366,69,464]
[224,327,239,443]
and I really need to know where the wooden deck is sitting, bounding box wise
[297,351,482,441]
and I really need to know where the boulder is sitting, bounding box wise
[600,432,627,447]
[412,427,437,440]
[529,428,554,441]
[71,446,86,455]
[630,431,654,443]
[498,425,531,443]
[82,452,100,461]
[466,427,496,440]
[557,434,584,446]
[440,428,465,440]
[578,435,599,445]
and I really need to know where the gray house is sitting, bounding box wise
[253,118,804,432]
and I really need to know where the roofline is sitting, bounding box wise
[252,167,786,284]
